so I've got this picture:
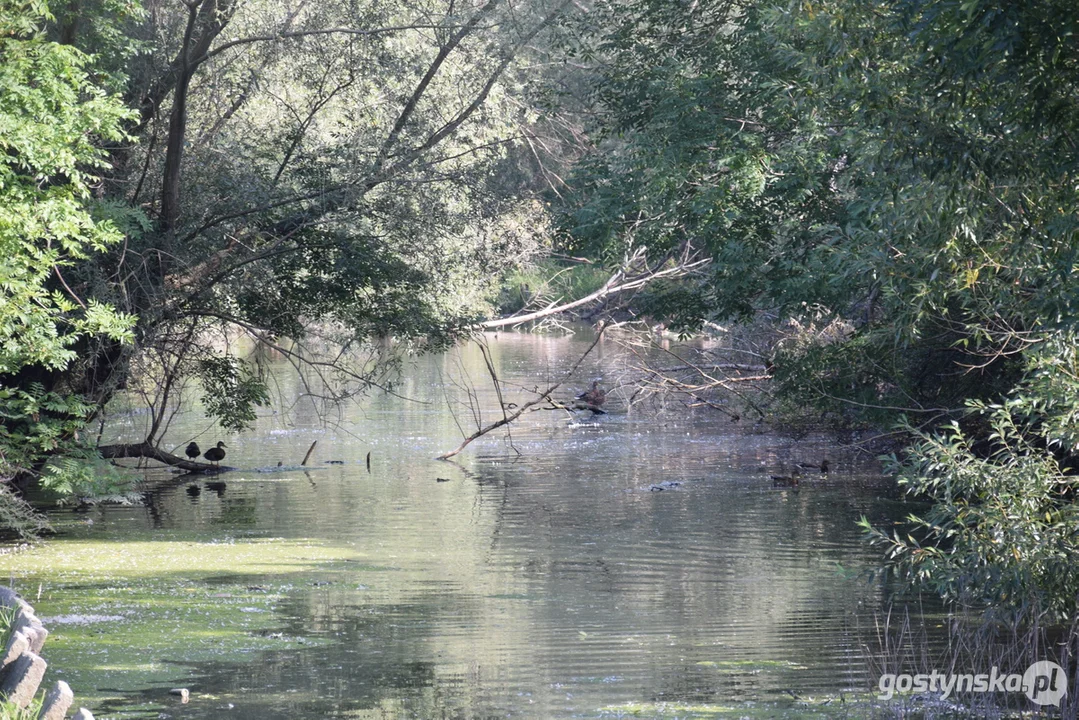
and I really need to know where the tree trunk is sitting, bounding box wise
[159,67,191,230]
[98,442,227,472]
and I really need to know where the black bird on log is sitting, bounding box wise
[204,441,227,467]
[185,442,201,461]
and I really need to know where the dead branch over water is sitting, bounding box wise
[436,324,607,460]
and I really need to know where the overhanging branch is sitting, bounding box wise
[480,251,710,329]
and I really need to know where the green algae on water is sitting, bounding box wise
[0,536,363,701]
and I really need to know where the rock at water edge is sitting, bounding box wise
[0,650,47,708]
[38,680,74,720]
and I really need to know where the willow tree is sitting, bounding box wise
[2,0,576,476]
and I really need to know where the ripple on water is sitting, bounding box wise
[8,334,924,719]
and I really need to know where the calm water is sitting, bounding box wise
[2,330,919,718]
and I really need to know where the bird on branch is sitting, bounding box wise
[204,441,227,467]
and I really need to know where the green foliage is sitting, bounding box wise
[496,260,610,315]
[863,334,1079,623]
[39,454,138,504]
[0,0,137,375]
[863,416,1079,624]
[0,382,107,533]
[0,605,13,653]
[197,355,270,433]
[0,694,44,720]
[771,324,1024,428]
[633,280,710,335]
[49,0,146,91]
[0,484,50,539]
[0,384,93,472]
[0,0,140,533]
[565,0,1079,621]
[563,0,1079,412]
[562,0,852,321]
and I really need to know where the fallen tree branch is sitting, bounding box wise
[653,363,767,374]
[623,340,771,420]
[98,442,228,472]
[479,253,710,329]
[301,440,318,466]
[437,325,606,459]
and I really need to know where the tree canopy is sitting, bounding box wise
[0,0,577,529]
[560,0,1079,621]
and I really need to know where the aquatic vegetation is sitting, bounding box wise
[0,537,361,704]
[0,604,14,647]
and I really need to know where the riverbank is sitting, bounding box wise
[0,586,95,719]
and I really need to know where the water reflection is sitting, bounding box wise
[5,331,920,718]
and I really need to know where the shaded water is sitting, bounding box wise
[3,331,921,718]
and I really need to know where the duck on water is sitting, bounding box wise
[574,380,607,414]
[771,467,801,487]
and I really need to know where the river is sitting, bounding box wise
[1,329,925,718]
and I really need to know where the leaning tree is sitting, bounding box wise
[4,0,579,481]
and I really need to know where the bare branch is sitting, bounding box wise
[480,253,710,328]
[437,324,607,460]
[381,1,572,177]
[202,23,483,63]
[374,0,503,172]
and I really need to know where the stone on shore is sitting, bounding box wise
[38,680,74,720]
[0,650,47,707]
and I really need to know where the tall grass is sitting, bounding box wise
[863,604,1078,719]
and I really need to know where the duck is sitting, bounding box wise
[771,467,801,487]
[185,441,201,461]
[796,459,831,474]
[574,380,606,414]
[204,441,227,467]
